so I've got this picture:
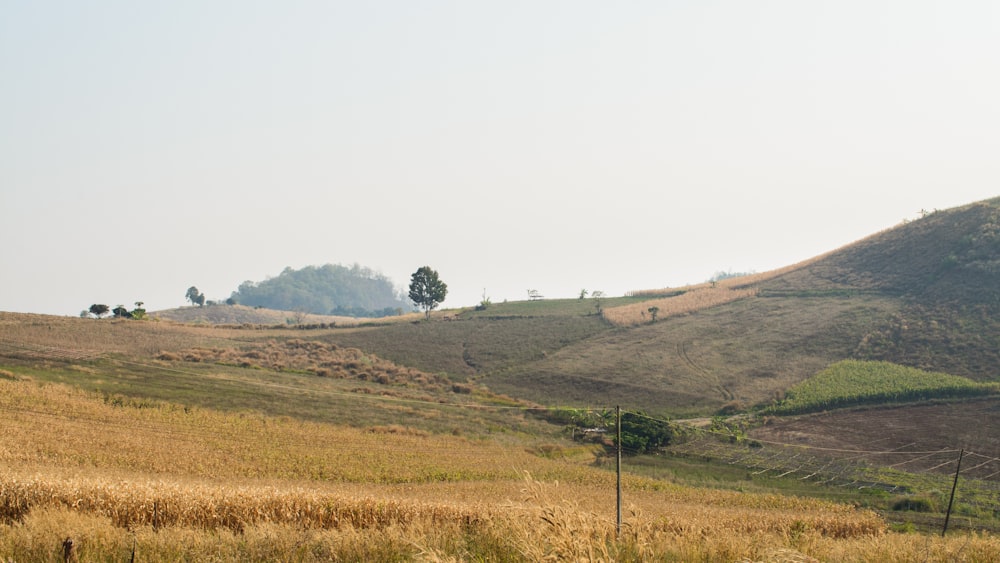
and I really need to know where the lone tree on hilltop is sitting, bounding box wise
[409,266,447,319]
[186,286,206,307]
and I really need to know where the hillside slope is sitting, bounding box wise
[759,198,1000,302]
[486,295,900,414]
[130,198,1000,417]
[481,198,1000,415]
[756,197,1000,377]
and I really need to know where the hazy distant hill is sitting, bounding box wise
[230,263,412,317]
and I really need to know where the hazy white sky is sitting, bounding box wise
[2,1,998,315]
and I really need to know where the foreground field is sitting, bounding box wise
[3,310,1000,560]
[1,376,997,561]
[7,474,998,562]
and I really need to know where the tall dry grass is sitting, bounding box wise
[0,468,490,532]
[625,246,843,300]
[604,286,760,326]
[4,470,998,562]
[161,338,453,389]
[0,378,561,484]
[607,252,848,326]
[0,377,905,560]
[1,350,997,559]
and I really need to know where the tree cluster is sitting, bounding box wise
[84,301,146,320]
[186,286,206,307]
[230,264,411,318]
[540,408,684,456]
[617,411,678,454]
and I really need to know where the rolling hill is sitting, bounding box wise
[145,197,1000,416]
[3,196,1000,558]
[316,197,1000,416]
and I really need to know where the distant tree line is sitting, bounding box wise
[230,264,411,318]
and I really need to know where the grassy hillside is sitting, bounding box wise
[321,292,905,415]
[324,307,613,379]
[486,295,901,415]
[471,198,1000,413]
[756,197,1000,378]
[1,314,933,562]
[0,342,1000,561]
[761,198,1000,301]
[139,198,1000,417]
[0,313,540,434]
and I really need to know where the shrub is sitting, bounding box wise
[891,496,937,513]
[717,400,745,415]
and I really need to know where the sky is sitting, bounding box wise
[2,1,999,316]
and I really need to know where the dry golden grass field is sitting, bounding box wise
[0,377,987,561]
[2,312,1000,560]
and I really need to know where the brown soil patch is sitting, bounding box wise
[751,398,1000,479]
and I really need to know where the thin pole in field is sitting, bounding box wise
[942,448,964,537]
[616,405,622,538]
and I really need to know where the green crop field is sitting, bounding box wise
[771,360,999,415]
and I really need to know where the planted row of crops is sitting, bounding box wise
[771,360,998,415]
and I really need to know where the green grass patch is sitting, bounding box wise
[770,360,998,415]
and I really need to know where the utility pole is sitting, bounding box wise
[942,449,964,537]
[616,405,622,538]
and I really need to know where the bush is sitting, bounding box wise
[891,496,937,513]
[618,411,679,455]
[716,400,745,415]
